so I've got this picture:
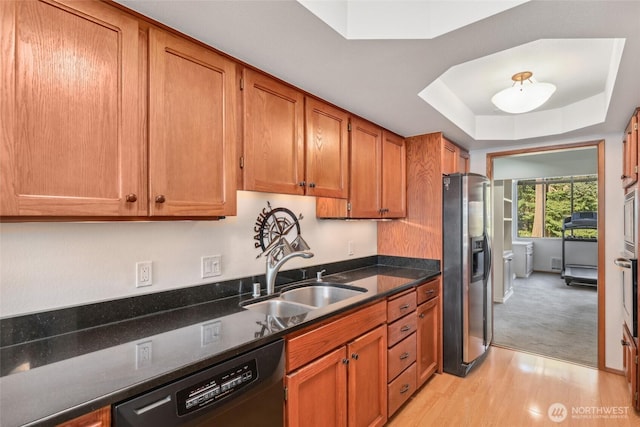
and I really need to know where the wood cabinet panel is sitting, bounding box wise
[387,291,416,323]
[622,323,639,410]
[243,68,305,195]
[286,301,386,372]
[56,406,110,427]
[148,27,237,216]
[387,312,417,348]
[377,132,443,260]
[387,362,416,417]
[622,108,639,188]
[1,0,143,216]
[349,117,383,218]
[286,347,348,427]
[416,296,440,386]
[442,139,458,175]
[347,326,387,427]
[388,332,416,381]
[305,97,349,198]
[381,131,407,217]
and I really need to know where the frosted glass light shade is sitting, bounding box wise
[491,80,556,114]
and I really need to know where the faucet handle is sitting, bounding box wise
[316,269,326,281]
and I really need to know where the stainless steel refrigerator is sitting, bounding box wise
[442,173,492,377]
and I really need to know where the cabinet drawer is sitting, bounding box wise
[388,332,416,381]
[387,312,416,348]
[416,278,440,305]
[388,362,417,417]
[286,301,386,372]
[387,291,416,323]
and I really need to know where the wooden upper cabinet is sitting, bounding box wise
[305,97,349,198]
[316,118,406,219]
[381,131,407,218]
[0,0,144,216]
[622,108,639,189]
[442,138,469,175]
[350,117,383,218]
[148,27,237,216]
[242,68,305,195]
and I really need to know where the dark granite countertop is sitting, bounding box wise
[0,256,439,427]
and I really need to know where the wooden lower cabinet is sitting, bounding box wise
[286,325,387,427]
[416,295,440,385]
[622,323,639,409]
[55,406,110,427]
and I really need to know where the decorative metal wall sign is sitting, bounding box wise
[253,202,309,260]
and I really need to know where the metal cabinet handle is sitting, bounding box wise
[309,182,316,188]
[351,353,359,360]
[399,352,410,360]
[125,193,137,203]
[155,195,166,203]
[400,384,410,394]
[342,358,350,365]
[419,313,426,319]
[621,339,630,347]
[400,304,410,310]
[400,325,411,332]
[425,289,435,295]
[299,181,306,187]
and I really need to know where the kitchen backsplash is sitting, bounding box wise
[0,191,378,318]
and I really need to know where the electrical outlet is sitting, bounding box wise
[348,241,355,256]
[201,321,222,346]
[136,340,152,368]
[136,261,153,287]
[202,255,222,279]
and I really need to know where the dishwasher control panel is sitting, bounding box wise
[176,359,258,416]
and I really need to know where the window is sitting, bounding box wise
[516,175,597,238]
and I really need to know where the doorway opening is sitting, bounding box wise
[487,141,604,369]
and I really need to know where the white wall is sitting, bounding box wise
[0,191,378,317]
[469,133,625,371]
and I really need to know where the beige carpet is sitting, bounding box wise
[492,272,597,366]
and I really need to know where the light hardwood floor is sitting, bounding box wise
[388,346,640,426]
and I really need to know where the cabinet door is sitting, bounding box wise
[148,28,237,216]
[347,325,387,427]
[349,118,382,218]
[622,111,638,188]
[1,0,143,216]
[381,131,406,218]
[441,139,458,175]
[622,324,639,410]
[56,406,110,427]
[286,347,347,427]
[416,296,440,386]
[243,69,304,195]
[305,97,349,198]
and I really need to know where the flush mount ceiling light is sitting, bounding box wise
[491,71,556,114]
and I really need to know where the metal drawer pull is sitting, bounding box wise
[125,193,137,203]
[399,352,410,360]
[419,313,425,319]
[134,395,172,415]
[155,194,166,203]
[400,384,410,394]
[621,339,630,347]
[400,325,411,332]
[342,358,350,365]
[351,353,359,360]
[399,304,410,310]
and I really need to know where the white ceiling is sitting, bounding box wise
[116,0,640,151]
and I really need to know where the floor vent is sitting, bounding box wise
[551,257,562,271]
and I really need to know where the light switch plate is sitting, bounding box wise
[202,255,222,278]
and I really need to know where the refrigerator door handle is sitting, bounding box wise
[484,234,492,281]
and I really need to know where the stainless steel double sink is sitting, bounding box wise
[241,282,368,317]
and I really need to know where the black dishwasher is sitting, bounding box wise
[114,339,284,427]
